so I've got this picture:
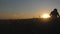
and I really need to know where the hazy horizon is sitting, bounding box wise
[0,0,60,19]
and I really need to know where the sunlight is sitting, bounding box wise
[40,14,50,18]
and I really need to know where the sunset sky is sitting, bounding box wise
[0,0,60,19]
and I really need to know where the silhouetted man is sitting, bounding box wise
[50,8,59,18]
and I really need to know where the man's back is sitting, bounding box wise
[50,8,59,18]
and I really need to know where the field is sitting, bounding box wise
[0,18,60,34]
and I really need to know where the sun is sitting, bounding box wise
[40,14,50,18]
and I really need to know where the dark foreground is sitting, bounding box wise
[0,18,60,34]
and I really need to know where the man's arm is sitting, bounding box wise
[57,12,59,16]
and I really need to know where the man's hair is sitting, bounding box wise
[54,8,57,11]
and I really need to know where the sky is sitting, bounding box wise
[0,0,60,19]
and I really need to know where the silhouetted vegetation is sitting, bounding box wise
[0,17,60,34]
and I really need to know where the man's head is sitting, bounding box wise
[54,8,57,11]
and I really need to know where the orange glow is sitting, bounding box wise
[40,14,50,18]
